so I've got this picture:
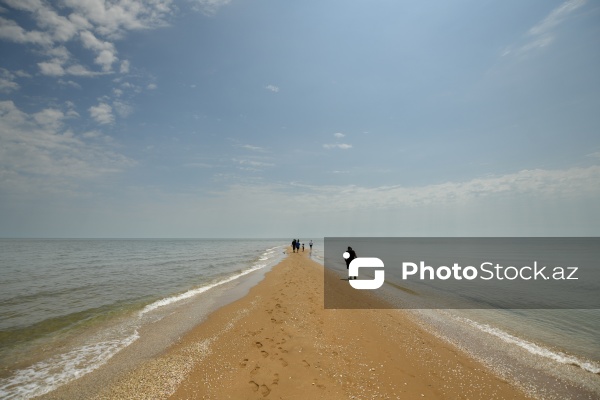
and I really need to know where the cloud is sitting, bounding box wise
[0,77,19,93]
[0,0,177,79]
[323,132,352,149]
[0,16,53,46]
[120,60,130,74]
[242,144,266,152]
[89,103,114,125]
[33,108,65,130]
[136,165,598,237]
[79,30,117,71]
[38,60,65,76]
[0,100,133,187]
[66,64,104,77]
[0,68,20,93]
[528,0,586,36]
[234,158,274,170]
[503,0,586,56]
[188,0,232,16]
[147,83,157,90]
[265,84,279,93]
[323,143,352,150]
[113,100,133,118]
[222,165,600,215]
[61,0,174,38]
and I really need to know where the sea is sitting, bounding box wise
[1,238,598,399]
[0,238,294,399]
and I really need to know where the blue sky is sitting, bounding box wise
[0,0,599,238]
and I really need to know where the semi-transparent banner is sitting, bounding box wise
[324,238,600,309]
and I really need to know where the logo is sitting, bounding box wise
[343,252,385,290]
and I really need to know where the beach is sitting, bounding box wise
[67,248,532,399]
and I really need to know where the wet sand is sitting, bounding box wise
[84,249,531,399]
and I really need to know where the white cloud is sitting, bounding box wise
[323,143,352,150]
[129,165,599,237]
[242,144,266,152]
[79,30,117,71]
[147,83,157,90]
[61,0,174,38]
[528,0,586,36]
[503,0,586,56]
[0,77,19,92]
[113,101,133,118]
[189,0,231,16]
[234,158,274,169]
[35,4,79,42]
[0,16,53,45]
[0,68,20,93]
[38,60,65,76]
[120,60,130,74]
[66,64,104,77]
[324,132,352,149]
[265,84,279,92]
[0,100,133,185]
[33,108,65,130]
[215,165,600,217]
[89,103,114,125]
[1,0,177,80]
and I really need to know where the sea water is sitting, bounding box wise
[0,238,290,399]
[324,237,600,398]
[3,237,597,398]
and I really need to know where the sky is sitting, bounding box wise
[0,0,599,238]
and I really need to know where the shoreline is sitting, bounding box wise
[80,249,531,399]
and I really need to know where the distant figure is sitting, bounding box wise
[345,246,357,280]
[309,240,313,251]
[292,239,297,253]
[302,243,305,252]
[296,239,300,252]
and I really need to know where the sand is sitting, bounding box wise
[89,249,531,399]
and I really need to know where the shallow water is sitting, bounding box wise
[0,238,289,399]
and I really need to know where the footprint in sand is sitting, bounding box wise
[260,384,271,397]
[240,358,249,367]
[302,359,310,368]
[254,341,263,348]
[279,357,288,367]
[261,350,269,358]
[250,365,260,375]
[249,381,259,392]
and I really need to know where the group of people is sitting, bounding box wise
[291,239,313,253]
